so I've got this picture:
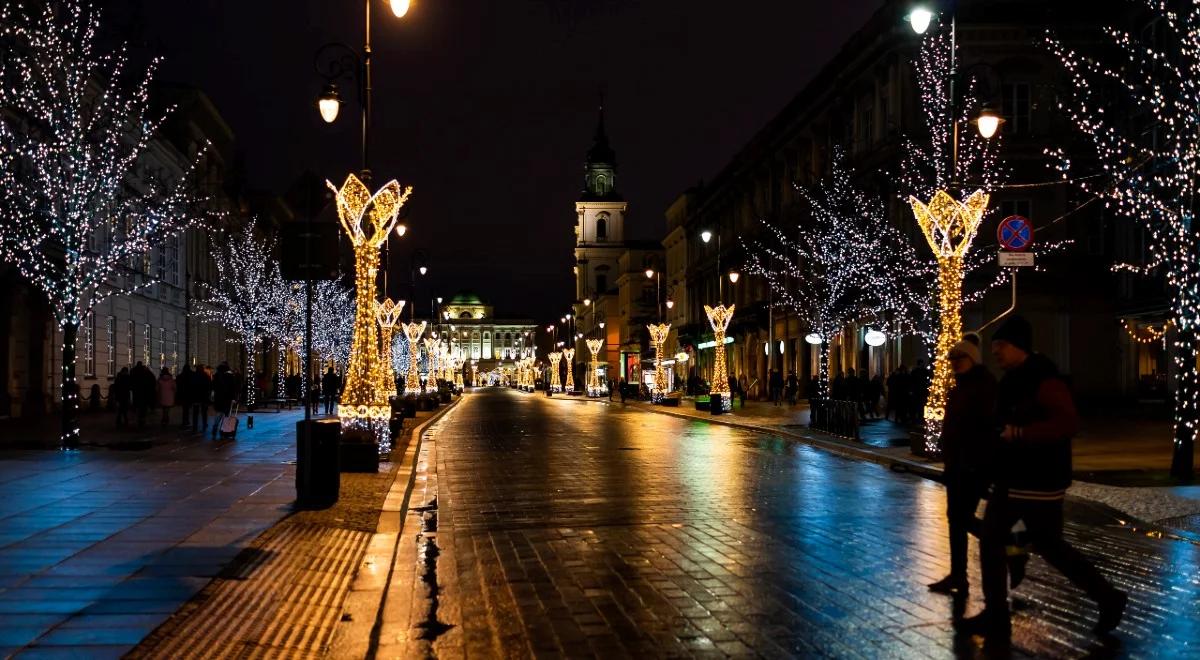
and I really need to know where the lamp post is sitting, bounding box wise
[645,266,670,402]
[313,0,414,182]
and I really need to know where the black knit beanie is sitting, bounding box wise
[992,315,1033,354]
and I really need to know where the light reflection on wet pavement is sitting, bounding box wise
[0,411,300,657]
[433,388,1200,658]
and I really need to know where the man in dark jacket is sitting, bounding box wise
[177,365,193,429]
[769,369,784,406]
[928,338,995,596]
[959,316,1126,641]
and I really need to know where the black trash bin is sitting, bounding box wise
[710,393,725,416]
[296,418,340,509]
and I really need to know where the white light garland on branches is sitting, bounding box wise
[194,223,285,408]
[1047,2,1200,477]
[313,279,355,372]
[744,149,933,401]
[0,0,215,447]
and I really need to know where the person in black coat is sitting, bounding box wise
[928,339,996,597]
[130,362,155,429]
[211,363,237,438]
[113,367,131,427]
[321,367,341,416]
[177,365,193,429]
[191,365,212,433]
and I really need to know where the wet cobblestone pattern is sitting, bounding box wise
[432,389,1200,658]
[0,411,302,658]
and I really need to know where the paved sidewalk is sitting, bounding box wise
[0,409,311,658]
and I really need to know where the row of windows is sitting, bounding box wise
[81,314,179,378]
[82,230,182,287]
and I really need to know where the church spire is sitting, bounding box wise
[582,99,620,201]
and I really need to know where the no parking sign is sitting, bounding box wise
[997,215,1033,251]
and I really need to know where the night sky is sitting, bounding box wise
[115,0,882,322]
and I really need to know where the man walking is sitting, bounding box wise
[928,337,995,597]
[769,369,784,406]
[959,316,1126,641]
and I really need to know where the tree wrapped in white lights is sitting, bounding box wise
[0,0,213,446]
[1048,4,1200,477]
[268,280,307,399]
[744,150,932,401]
[313,279,355,371]
[195,224,284,407]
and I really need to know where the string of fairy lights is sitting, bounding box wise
[743,149,934,402]
[195,224,289,408]
[1047,1,1200,476]
[0,0,215,447]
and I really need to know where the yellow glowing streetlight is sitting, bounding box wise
[317,83,342,123]
[389,0,411,18]
[974,106,1006,139]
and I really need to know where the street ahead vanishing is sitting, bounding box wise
[417,388,1199,658]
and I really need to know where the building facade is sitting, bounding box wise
[439,292,536,376]
[665,0,1126,403]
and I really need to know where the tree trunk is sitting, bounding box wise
[244,340,257,409]
[1172,322,1197,479]
[818,341,830,401]
[60,319,80,449]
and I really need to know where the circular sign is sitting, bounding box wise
[997,215,1033,251]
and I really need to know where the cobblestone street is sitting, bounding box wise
[423,389,1200,658]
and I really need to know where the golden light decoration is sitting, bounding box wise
[704,304,735,411]
[423,336,439,392]
[375,298,404,400]
[562,348,575,392]
[400,321,427,395]
[585,338,603,396]
[547,351,562,392]
[327,173,412,429]
[908,189,990,453]
[647,323,671,402]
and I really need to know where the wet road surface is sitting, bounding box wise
[428,388,1200,658]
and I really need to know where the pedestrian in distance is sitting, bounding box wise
[130,361,155,429]
[619,378,627,404]
[738,373,748,408]
[157,367,176,426]
[785,370,799,406]
[958,315,1127,642]
[928,337,995,598]
[769,369,784,406]
[868,372,884,419]
[87,383,102,412]
[322,367,340,416]
[191,364,212,433]
[177,364,193,429]
[211,363,237,439]
[113,367,131,427]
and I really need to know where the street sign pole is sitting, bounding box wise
[977,216,1036,334]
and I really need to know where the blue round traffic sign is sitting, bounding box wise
[997,215,1033,251]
